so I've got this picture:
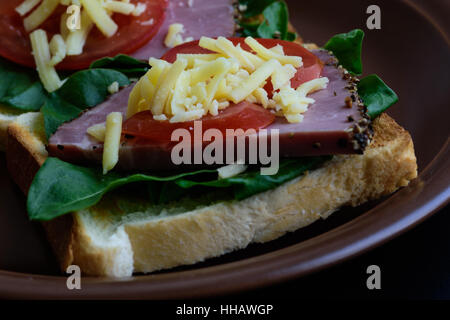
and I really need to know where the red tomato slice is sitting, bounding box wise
[123,102,276,143]
[0,0,167,70]
[161,38,324,88]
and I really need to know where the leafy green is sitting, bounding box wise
[323,30,398,116]
[27,156,330,221]
[239,1,294,41]
[27,157,218,221]
[41,69,129,138]
[324,29,364,75]
[41,94,81,138]
[239,0,277,18]
[257,1,289,40]
[0,58,47,111]
[0,56,130,137]
[174,157,331,200]
[286,31,297,42]
[358,74,399,119]
[56,69,129,108]
[90,54,149,78]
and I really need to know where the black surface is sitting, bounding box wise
[236,204,450,300]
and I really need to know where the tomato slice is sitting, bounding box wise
[161,38,324,88]
[123,102,276,143]
[0,0,168,70]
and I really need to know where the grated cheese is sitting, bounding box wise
[128,36,329,124]
[107,81,120,94]
[132,3,147,16]
[218,163,248,179]
[29,29,63,92]
[164,23,194,48]
[15,0,147,86]
[80,0,118,38]
[65,9,94,55]
[103,1,136,15]
[15,0,41,17]
[23,0,60,32]
[102,112,122,174]
[49,34,67,66]
[87,122,106,142]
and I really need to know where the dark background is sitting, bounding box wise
[238,204,450,300]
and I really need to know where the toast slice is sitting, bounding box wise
[6,112,417,277]
[0,104,27,151]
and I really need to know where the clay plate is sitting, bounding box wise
[0,0,449,299]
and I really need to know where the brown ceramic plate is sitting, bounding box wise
[0,0,449,299]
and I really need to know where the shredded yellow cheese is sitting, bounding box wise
[49,34,67,66]
[80,0,118,38]
[103,1,136,15]
[15,0,147,90]
[65,9,94,55]
[128,36,329,124]
[218,164,248,179]
[29,29,63,92]
[87,122,106,142]
[60,12,70,40]
[108,81,120,94]
[164,23,194,48]
[15,0,42,17]
[102,112,122,174]
[132,2,147,16]
[23,0,60,32]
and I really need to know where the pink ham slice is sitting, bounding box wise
[48,51,372,171]
[132,0,236,60]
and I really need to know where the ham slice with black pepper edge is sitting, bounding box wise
[48,50,372,171]
[132,0,236,60]
[267,50,372,157]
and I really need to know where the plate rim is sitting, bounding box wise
[0,140,448,299]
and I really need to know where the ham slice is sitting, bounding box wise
[132,0,236,60]
[48,51,372,171]
[269,50,372,157]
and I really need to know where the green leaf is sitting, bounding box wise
[286,31,297,42]
[90,54,149,78]
[257,1,289,40]
[238,1,293,41]
[239,21,260,37]
[27,156,330,221]
[41,69,130,138]
[56,69,129,108]
[0,58,47,111]
[27,158,217,221]
[358,74,399,119]
[324,29,364,75]
[41,93,81,138]
[239,0,277,18]
[1,82,47,111]
[175,157,331,200]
